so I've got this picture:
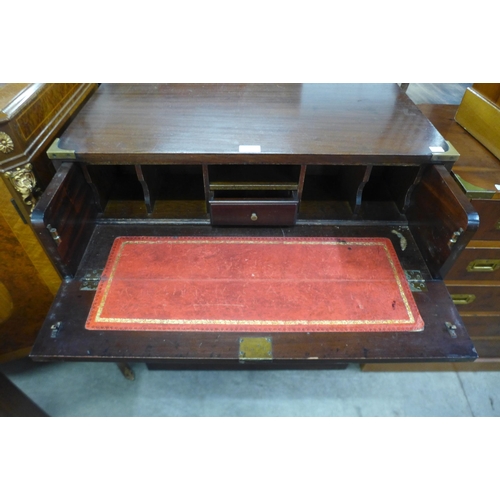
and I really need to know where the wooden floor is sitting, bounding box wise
[404,83,471,105]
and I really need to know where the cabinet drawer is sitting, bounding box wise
[462,314,500,338]
[461,314,500,359]
[447,284,500,313]
[210,200,298,226]
[446,244,500,281]
[469,339,500,359]
[470,200,500,241]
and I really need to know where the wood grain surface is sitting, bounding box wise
[59,84,448,166]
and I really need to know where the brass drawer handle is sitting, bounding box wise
[451,294,476,305]
[250,212,258,221]
[467,259,500,272]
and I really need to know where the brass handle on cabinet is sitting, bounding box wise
[451,294,476,305]
[250,213,258,221]
[466,259,500,272]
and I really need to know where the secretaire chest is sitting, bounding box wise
[29,84,479,367]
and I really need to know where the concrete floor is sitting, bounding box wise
[2,358,500,416]
[3,83,498,418]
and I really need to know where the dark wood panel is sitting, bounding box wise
[0,372,48,417]
[58,84,447,166]
[462,314,500,338]
[470,199,500,240]
[31,162,98,277]
[471,339,500,359]
[406,165,479,279]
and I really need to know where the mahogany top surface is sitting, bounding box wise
[59,84,447,165]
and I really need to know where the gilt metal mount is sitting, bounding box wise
[0,132,14,154]
[4,163,39,211]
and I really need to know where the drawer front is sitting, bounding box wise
[462,315,500,338]
[462,315,500,359]
[447,284,500,313]
[210,200,298,226]
[446,247,500,281]
[469,338,500,358]
[470,200,500,241]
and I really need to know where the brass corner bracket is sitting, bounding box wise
[431,140,460,163]
[47,138,76,160]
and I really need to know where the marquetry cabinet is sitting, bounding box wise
[0,83,97,362]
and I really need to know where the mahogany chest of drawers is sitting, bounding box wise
[28,84,480,367]
[420,102,500,360]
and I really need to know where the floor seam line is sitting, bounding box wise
[455,371,475,416]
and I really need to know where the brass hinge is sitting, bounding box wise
[239,337,273,362]
[448,227,464,248]
[404,270,427,292]
[47,138,76,160]
[46,224,61,246]
[80,269,103,291]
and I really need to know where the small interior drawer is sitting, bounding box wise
[209,200,298,226]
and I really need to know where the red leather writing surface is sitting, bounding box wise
[86,237,424,332]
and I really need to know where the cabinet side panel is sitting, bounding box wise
[31,162,98,277]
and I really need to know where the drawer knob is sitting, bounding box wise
[250,213,258,221]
